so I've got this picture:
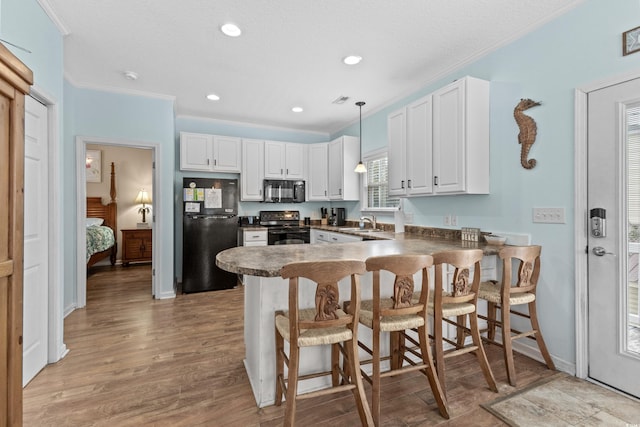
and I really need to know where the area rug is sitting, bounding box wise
[481,372,640,426]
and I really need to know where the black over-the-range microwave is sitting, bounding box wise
[262,179,305,203]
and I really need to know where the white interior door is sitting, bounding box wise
[588,78,640,398]
[23,95,49,385]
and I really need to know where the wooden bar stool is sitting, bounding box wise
[355,254,449,425]
[430,249,498,394]
[275,259,374,427]
[477,245,555,386]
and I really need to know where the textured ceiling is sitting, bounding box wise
[44,0,583,133]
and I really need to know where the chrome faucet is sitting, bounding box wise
[360,215,377,230]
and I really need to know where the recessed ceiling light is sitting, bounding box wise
[343,55,362,65]
[123,70,138,81]
[291,107,303,113]
[206,93,220,101]
[220,23,242,37]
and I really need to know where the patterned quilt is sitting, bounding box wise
[86,225,115,261]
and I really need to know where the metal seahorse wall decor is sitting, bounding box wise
[514,98,541,169]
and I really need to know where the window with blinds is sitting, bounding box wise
[364,154,399,209]
[629,105,640,241]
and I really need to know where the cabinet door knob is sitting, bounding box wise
[408,179,412,188]
[401,180,405,189]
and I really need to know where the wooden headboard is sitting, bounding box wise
[86,162,117,232]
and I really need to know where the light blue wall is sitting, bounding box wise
[332,0,640,367]
[0,0,63,100]
[66,84,176,305]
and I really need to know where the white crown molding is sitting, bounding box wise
[64,73,176,102]
[37,0,70,36]
[176,114,330,139]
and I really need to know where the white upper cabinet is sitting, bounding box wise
[388,95,433,197]
[387,108,407,196]
[241,139,264,201]
[407,95,434,195]
[328,135,360,201]
[180,132,213,171]
[387,76,490,197]
[180,132,241,172]
[264,141,306,179]
[432,76,489,194]
[308,142,329,201]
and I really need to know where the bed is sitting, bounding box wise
[86,162,117,269]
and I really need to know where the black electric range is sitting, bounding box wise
[259,210,310,245]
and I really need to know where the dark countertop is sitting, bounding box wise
[216,233,500,278]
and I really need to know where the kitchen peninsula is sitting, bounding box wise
[216,236,501,407]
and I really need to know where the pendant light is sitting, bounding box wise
[354,101,367,173]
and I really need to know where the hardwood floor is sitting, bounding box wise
[23,265,557,426]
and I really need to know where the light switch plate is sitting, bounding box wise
[532,207,566,224]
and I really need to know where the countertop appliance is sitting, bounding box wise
[335,208,346,226]
[182,177,238,293]
[259,210,310,245]
[263,179,305,203]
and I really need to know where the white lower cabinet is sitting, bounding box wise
[242,229,267,246]
[311,229,362,244]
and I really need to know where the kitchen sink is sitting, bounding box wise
[338,227,384,233]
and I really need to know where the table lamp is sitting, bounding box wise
[134,189,152,227]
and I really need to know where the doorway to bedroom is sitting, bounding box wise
[77,137,158,308]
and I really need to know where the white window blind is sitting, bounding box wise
[628,105,640,229]
[364,153,399,209]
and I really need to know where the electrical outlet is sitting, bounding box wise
[444,215,451,226]
[451,215,457,226]
[532,207,566,224]
[404,212,413,224]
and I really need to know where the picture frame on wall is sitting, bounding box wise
[623,25,640,56]
[86,149,102,183]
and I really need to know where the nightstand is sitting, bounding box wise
[121,228,152,266]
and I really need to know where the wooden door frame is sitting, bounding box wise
[0,41,33,427]
[574,68,640,380]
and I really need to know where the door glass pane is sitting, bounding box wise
[627,104,640,354]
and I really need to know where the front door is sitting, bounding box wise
[22,95,48,385]
[588,77,640,397]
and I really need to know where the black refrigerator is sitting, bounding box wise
[182,178,238,293]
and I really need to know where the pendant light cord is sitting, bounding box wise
[356,101,365,158]
[354,101,366,173]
